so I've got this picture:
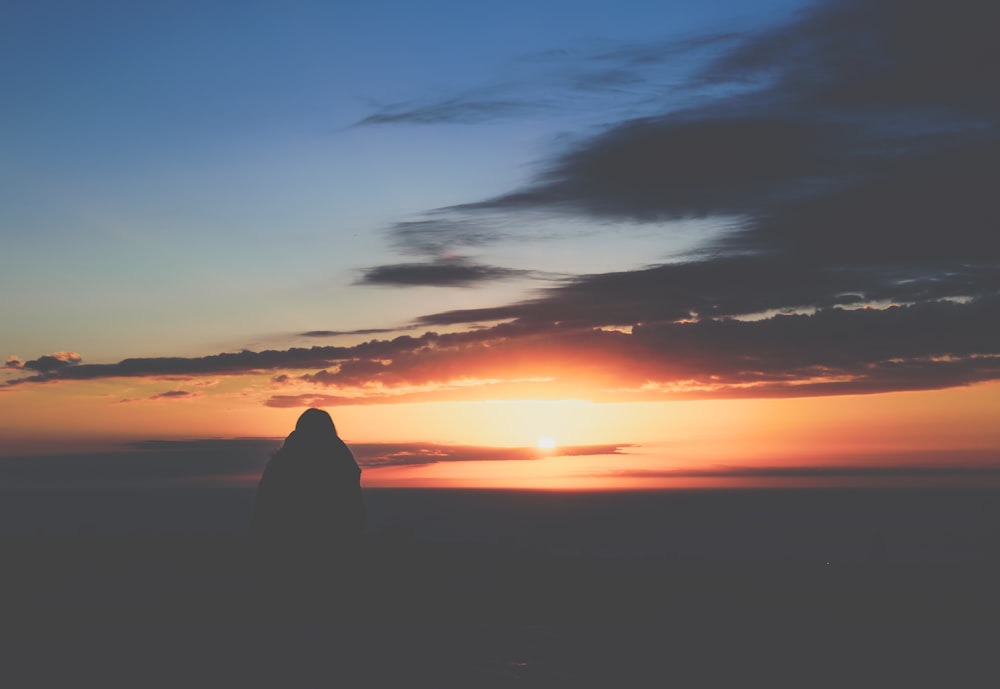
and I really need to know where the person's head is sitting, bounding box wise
[295,408,338,438]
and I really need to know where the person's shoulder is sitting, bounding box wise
[262,446,294,472]
[335,438,360,463]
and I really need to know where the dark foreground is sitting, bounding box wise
[3,488,1000,686]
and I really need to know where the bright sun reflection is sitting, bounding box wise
[536,436,557,450]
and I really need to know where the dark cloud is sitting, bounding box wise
[357,99,541,126]
[9,293,1000,400]
[4,346,357,385]
[356,0,999,275]
[148,390,197,400]
[461,0,999,259]
[354,0,1000,398]
[118,390,200,403]
[388,218,508,255]
[469,115,854,221]
[737,140,1000,266]
[1,329,541,387]
[358,259,533,287]
[394,0,999,279]
[700,0,1000,115]
[299,328,399,338]
[271,296,1000,401]
[361,216,546,288]
[21,351,83,373]
[4,356,23,369]
[417,259,1000,327]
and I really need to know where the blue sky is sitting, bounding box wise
[2,0,806,362]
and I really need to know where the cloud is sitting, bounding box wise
[299,328,399,338]
[379,0,999,274]
[4,356,23,369]
[358,258,534,287]
[117,389,200,403]
[9,294,1000,401]
[3,346,357,385]
[362,216,563,288]
[21,351,83,373]
[356,28,744,128]
[149,389,198,400]
[358,99,541,126]
[699,0,999,115]
[416,258,1000,329]
[347,0,999,398]
[387,218,511,255]
[268,296,1000,401]
[470,116,853,221]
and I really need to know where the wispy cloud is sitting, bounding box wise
[386,217,514,256]
[356,27,742,128]
[358,212,577,288]
[358,98,542,126]
[117,389,201,403]
[299,328,400,338]
[357,258,536,287]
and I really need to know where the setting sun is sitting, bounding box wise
[536,436,557,450]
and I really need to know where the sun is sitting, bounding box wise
[536,436,557,450]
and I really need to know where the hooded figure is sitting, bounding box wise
[252,408,365,568]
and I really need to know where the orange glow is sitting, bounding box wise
[2,376,999,490]
[536,436,557,450]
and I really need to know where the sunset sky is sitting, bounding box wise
[2,0,998,490]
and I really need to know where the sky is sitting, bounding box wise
[2,0,999,490]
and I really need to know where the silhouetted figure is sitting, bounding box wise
[251,409,365,577]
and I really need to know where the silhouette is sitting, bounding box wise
[251,408,365,574]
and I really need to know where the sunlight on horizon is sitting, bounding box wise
[3,382,999,490]
[536,436,557,450]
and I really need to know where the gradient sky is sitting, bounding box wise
[2,0,998,489]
